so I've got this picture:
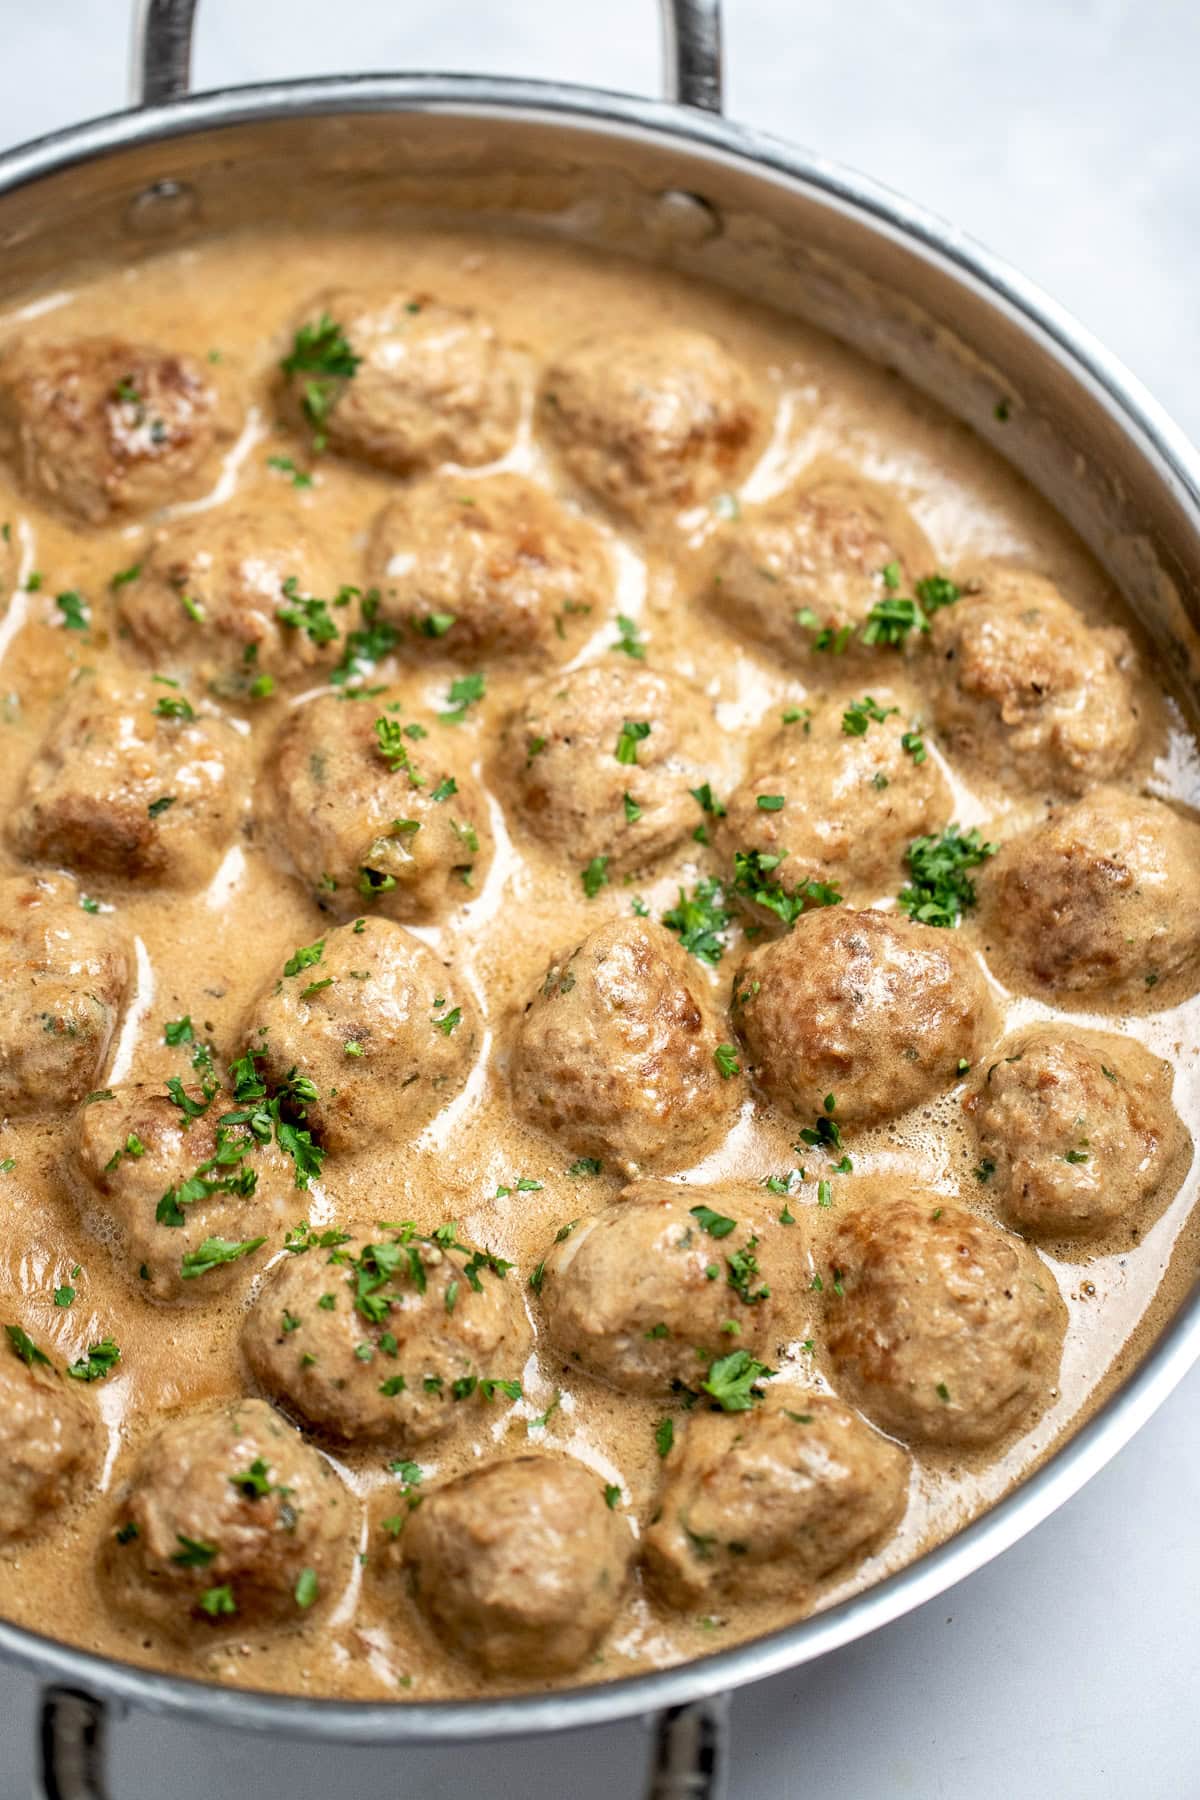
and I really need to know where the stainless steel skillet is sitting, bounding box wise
[3,2,1200,1794]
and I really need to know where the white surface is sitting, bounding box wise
[1,5,1198,1797]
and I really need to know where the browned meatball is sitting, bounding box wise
[9,671,249,890]
[510,918,739,1175]
[711,476,934,660]
[280,290,519,473]
[71,1082,294,1302]
[499,663,724,875]
[267,695,491,920]
[117,499,355,691]
[242,918,480,1153]
[966,1028,1184,1238]
[0,337,230,524]
[538,1180,786,1395]
[400,1455,632,1675]
[981,787,1200,998]
[644,1392,909,1605]
[365,473,611,665]
[0,872,128,1115]
[733,907,996,1126]
[825,1192,1066,1447]
[0,1341,99,1544]
[717,696,950,906]
[539,329,762,520]
[929,567,1139,793]
[242,1224,529,1449]
[102,1400,352,1635]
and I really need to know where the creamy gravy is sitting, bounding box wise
[0,225,1198,1701]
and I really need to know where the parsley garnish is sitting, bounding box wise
[731,849,841,927]
[439,672,486,723]
[611,614,646,659]
[66,1339,120,1382]
[842,695,897,736]
[5,1324,51,1370]
[55,590,90,632]
[714,1043,741,1080]
[281,312,361,450]
[581,855,609,899]
[701,1349,773,1412]
[614,719,651,766]
[897,826,998,928]
[662,878,731,965]
[180,1236,266,1280]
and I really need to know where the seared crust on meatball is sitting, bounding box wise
[243,918,480,1153]
[717,697,950,906]
[981,787,1200,998]
[400,1454,632,1675]
[0,872,128,1115]
[539,329,762,520]
[71,1082,292,1303]
[281,289,519,473]
[102,1400,352,1635]
[644,1391,909,1605]
[117,499,355,690]
[9,671,249,890]
[825,1193,1066,1447]
[0,1345,99,1545]
[733,907,996,1126]
[242,1224,529,1448]
[366,473,611,665]
[710,477,933,661]
[500,663,723,875]
[538,1180,787,1395]
[510,918,739,1175]
[0,337,229,524]
[966,1028,1185,1239]
[929,567,1139,793]
[267,694,491,921]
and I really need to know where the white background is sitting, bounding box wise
[0,4,1198,1796]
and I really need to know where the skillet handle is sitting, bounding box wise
[131,0,724,113]
[644,1695,731,1800]
[39,1687,112,1800]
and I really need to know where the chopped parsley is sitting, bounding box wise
[66,1339,120,1383]
[55,590,90,632]
[581,855,609,899]
[897,826,998,928]
[281,311,361,449]
[690,1203,737,1239]
[731,849,841,927]
[662,878,731,965]
[439,672,486,724]
[611,614,646,659]
[147,795,176,819]
[655,1418,675,1458]
[5,1324,51,1370]
[842,695,897,736]
[701,1349,773,1412]
[713,1043,741,1080]
[614,720,651,766]
[180,1236,267,1280]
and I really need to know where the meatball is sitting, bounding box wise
[400,1454,631,1675]
[966,1028,1183,1238]
[117,499,354,691]
[500,663,723,875]
[510,918,738,1175]
[0,872,128,1115]
[716,696,950,906]
[103,1400,351,1635]
[929,567,1139,793]
[0,1342,99,1544]
[242,1224,529,1448]
[0,336,229,524]
[9,671,249,890]
[72,1082,294,1303]
[733,907,996,1126]
[825,1193,1066,1447]
[711,477,933,660]
[267,694,491,921]
[538,1180,785,1395]
[539,329,762,520]
[981,786,1200,998]
[644,1392,909,1606]
[280,289,519,473]
[242,918,480,1153]
[365,473,611,665]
